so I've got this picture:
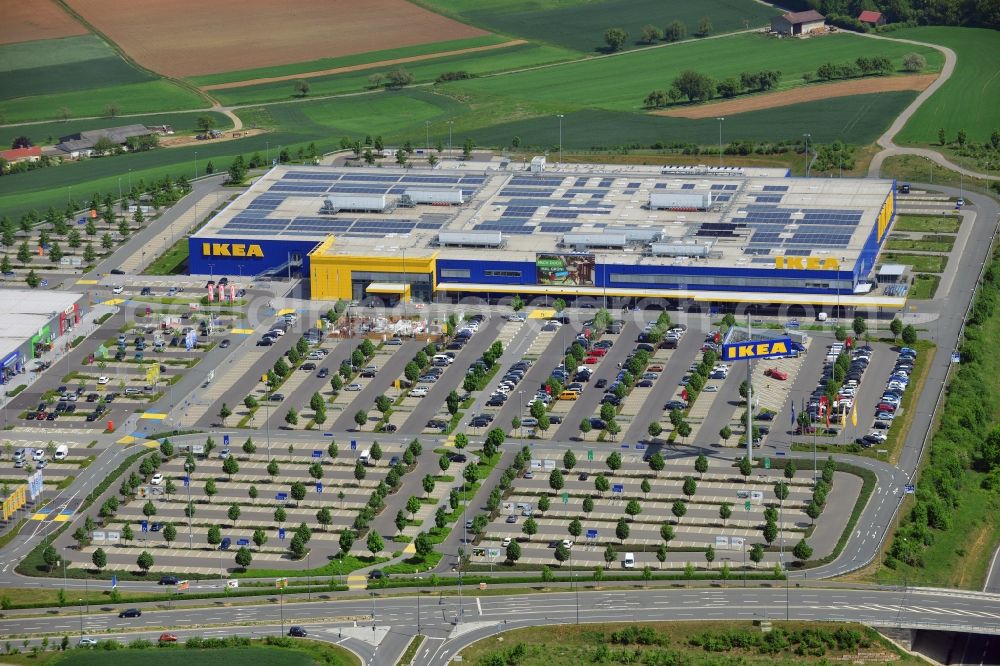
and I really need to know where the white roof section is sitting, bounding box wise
[200,164,892,273]
[878,264,907,277]
[0,290,82,316]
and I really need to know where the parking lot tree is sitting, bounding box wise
[203,478,217,502]
[538,494,551,512]
[805,500,821,524]
[889,317,903,341]
[901,324,918,345]
[136,551,154,574]
[606,451,622,473]
[793,538,813,563]
[668,409,683,429]
[544,467,563,492]
[694,453,709,479]
[233,545,253,571]
[762,519,778,544]
[421,473,436,498]
[833,325,848,342]
[487,487,501,512]
[290,481,306,506]
[91,548,107,572]
[413,532,433,560]
[738,456,753,482]
[222,455,239,480]
[239,438,256,458]
[246,485,258,504]
[599,402,616,424]
[672,500,687,523]
[595,474,610,496]
[394,510,407,534]
[852,316,867,338]
[660,522,675,548]
[141,499,156,518]
[403,495,420,519]
[719,502,733,526]
[763,506,778,524]
[522,517,538,541]
[604,27,628,52]
[352,408,368,430]
[581,496,594,515]
[625,499,642,521]
[782,460,797,480]
[648,452,665,476]
[511,295,524,312]
[121,524,134,546]
[266,459,280,480]
[333,529,353,557]
[647,422,663,439]
[207,524,222,546]
[72,526,89,549]
[603,543,617,569]
[640,477,651,498]
[676,421,692,443]
[158,439,174,458]
[616,517,630,543]
[222,503,239,527]
[505,539,521,564]
[289,533,307,559]
[554,542,571,565]
[704,545,715,569]
[217,402,232,425]
[473,514,488,536]
[161,522,176,546]
[204,436,216,458]
[745,543,764,568]
[613,383,627,399]
[529,400,545,421]
[773,481,789,502]
[682,476,697,499]
[434,505,448,530]
[403,448,416,466]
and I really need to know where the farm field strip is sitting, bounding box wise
[657,74,936,118]
[0,0,88,44]
[0,80,209,124]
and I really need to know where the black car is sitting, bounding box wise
[578,472,589,481]
[110,268,125,275]
[601,395,621,406]
[637,379,653,388]
[159,575,179,585]
[219,339,230,349]
[595,378,608,389]
[448,453,467,463]
[118,608,142,618]
[140,287,152,296]
[317,368,329,378]
[287,626,307,637]
[470,418,490,428]
[149,522,162,532]
[664,400,687,411]
[257,338,274,346]
[549,415,563,425]
[367,570,387,580]
[85,413,98,422]
[589,418,606,430]
[378,423,398,433]
[486,397,505,407]
[301,363,317,371]
[756,411,776,421]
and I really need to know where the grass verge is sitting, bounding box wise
[398,634,425,666]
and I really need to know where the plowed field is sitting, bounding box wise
[0,0,87,44]
[64,0,488,77]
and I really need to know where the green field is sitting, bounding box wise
[0,35,154,100]
[0,80,208,124]
[211,42,577,106]
[893,214,962,233]
[0,111,232,148]
[439,31,941,113]
[885,234,956,252]
[881,252,948,273]
[892,27,1000,145]
[415,0,782,53]
[55,645,358,666]
[455,92,919,149]
[188,35,510,86]
[909,273,941,299]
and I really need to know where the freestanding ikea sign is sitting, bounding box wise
[721,337,793,362]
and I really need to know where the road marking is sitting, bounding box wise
[477,598,482,615]
[140,412,167,420]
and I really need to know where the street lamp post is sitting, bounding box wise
[716,117,725,167]
[447,121,454,157]
[78,598,83,637]
[194,151,198,180]
[425,121,430,154]
[557,114,564,164]
[803,133,812,177]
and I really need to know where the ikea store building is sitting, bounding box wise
[189,159,903,311]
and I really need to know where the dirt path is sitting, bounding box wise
[201,39,527,91]
[653,74,937,119]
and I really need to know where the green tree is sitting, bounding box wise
[235,546,253,570]
[682,476,697,499]
[522,517,538,541]
[274,507,287,525]
[338,529,354,556]
[354,410,367,429]
[604,27,629,52]
[648,452,665,475]
[505,540,521,564]
[750,543,764,567]
[664,20,687,42]
[136,551,154,574]
[889,318,903,341]
[697,15,713,36]
[615,517,630,543]
[222,455,239,479]
[901,324,918,345]
[672,500,687,523]
[672,70,715,102]
[641,477,651,498]
[793,538,813,562]
[595,474,610,496]
[625,499,642,521]
[414,532,433,560]
[227,503,241,526]
[739,456,753,482]
[207,524,222,546]
[640,24,663,43]
[719,502,732,525]
[92,548,107,572]
[563,449,577,471]
[606,451,622,473]
[579,418,593,439]
[204,479,217,502]
[549,468,564,491]
[603,543,617,569]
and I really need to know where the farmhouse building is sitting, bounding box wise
[858,10,886,26]
[56,124,154,157]
[771,10,826,36]
[0,147,42,164]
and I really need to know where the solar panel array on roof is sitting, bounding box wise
[755,195,783,203]
[762,185,789,192]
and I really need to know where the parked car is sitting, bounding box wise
[118,608,142,618]
[764,368,788,380]
[287,626,308,637]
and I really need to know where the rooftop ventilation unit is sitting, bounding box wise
[321,194,388,214]
[649,192,712,211]
[649,241,712,257]
[438,231,503,248]
[404,189,465,205]
[562,232,627,249]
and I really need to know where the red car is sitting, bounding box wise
[584,356,600,364]
[876,402,897,413]
[764,368,788,380]
[159,633,178,643]
[648,365,664,372]
[589,348,607,357]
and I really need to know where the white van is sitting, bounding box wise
[359,448,371,465]
[54,444,69,460]
[623,553,635,569]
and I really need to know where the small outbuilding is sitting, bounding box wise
[0,147,42,164]
[858,10,886,26]
[771,10,826,36]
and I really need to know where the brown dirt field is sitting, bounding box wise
[0,0,88,45]
[159,128,267,148]
[64,0,488,78]
[201,39,527,91]
[654,74,938,119]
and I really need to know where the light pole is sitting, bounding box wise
[557,114,564,164]
[447,121,454,157]
[803,133,811,177]
[184,461,194,548]
[194,151,198,180]
[716,117,725,167]
[425,121,430,154]
[78,598,83,637]
[371,591,377,632]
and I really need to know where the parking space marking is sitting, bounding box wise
[528,309,555,319]
[230,328,255,335]
[140,412,167,420]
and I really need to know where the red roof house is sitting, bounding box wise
[858,10,886,26]
[0,146,42,163]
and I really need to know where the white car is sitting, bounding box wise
[704,385,719,392]
[97,376,110,385]
[112,285,124,295]
[345,383,362,391]
[78,637,98,647]
[562,539,574,549]
[501,537,512,547]
[151,473,163,485]
[410,387,428,398]
[867,431,887,442]
[507,314,525,322]
[32,448,45,461]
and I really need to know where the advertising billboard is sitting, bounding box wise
[536,253,595,286]
[721,337,793,362]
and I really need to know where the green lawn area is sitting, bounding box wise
[885,234,955,252]
[892,214,962,233]
[54,644,358,666]
[188,35,510,86]
[880,253,947,273]
[0,80,209,124]
[415,0,782,53]
[892,27,1000,145]
[0,35,154,100]
[456,621,922,665]
[210,42,577,106]
[909,273,940,299]
[0,111,231,148]
[440,31,941,113]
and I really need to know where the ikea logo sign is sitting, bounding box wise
[774,256,840,270]
[721,337,793,362]
[202,243,263,258]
